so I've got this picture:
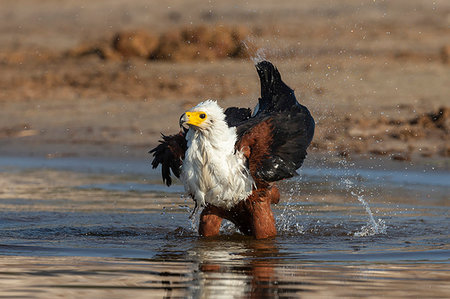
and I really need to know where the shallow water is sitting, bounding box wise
[0,156,448,298]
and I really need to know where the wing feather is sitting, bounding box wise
[149,132,187,186]
[224,107,251,127]
[237,61,315,183]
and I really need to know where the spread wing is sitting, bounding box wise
[236,61,315,183]
[149,132,187,186]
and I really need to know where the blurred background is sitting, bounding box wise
[0,0,449,165]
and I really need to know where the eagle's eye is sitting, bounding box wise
[199,113,206,119]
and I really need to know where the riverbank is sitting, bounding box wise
[1,0,449,166]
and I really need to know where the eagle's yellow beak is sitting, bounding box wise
[179,111,207,128]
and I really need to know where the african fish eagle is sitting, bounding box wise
[150,61,315,239]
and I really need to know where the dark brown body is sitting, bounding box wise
[199,185,280,239]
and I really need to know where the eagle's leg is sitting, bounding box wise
[246,191,277,239]
[199,205,223,237]
[198,188,278,239]
[214,189,278,239]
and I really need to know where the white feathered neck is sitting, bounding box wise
[180,100,254,209]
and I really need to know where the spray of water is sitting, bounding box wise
[241,37,270,65]
[341,172,386,237]
[276,184,305,234]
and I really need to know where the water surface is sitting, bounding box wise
[0,156,448,298]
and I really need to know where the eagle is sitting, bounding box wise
[150,61,315,239]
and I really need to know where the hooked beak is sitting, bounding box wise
[179,113,189,129]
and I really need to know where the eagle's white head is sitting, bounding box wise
[179,100,226,133]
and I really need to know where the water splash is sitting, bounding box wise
[220,220,238,234]
[341,174,386,237]
[178,194,200,233]
[241,37,268,64]
[189,211,200,233]
[276,184,305,235]
[355,193,379,231]
[354,218,386,237]
[251,48,268,64]
[277,204,304,235]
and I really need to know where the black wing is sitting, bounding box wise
[224,107,252,127]
[254,60,298,114]
[149,131,187,186]
[237,61,315,182]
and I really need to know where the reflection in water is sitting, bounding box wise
[190,238,283,298]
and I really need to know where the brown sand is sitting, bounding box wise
[0,0,449,167]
